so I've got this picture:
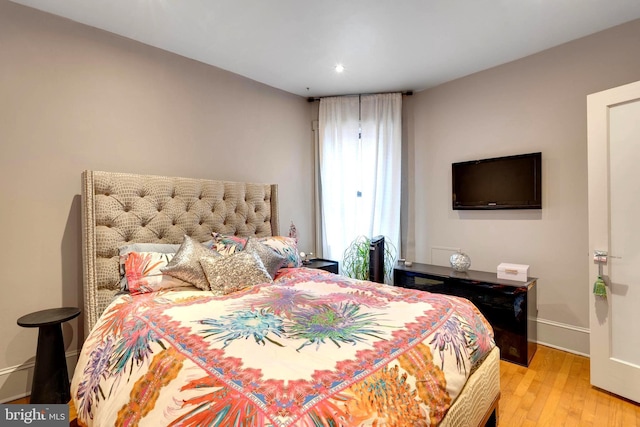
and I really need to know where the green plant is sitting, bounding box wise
[342,235,397,283]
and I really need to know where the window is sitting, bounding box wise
[318,93,401,268]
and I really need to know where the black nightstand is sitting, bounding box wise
[304,258,339,274]
[17,307,81,403]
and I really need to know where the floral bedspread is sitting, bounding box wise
[71,268,495,426]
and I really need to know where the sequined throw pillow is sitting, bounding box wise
[161,235,221,291]
[244,237,286,279]
[200,251,272,295]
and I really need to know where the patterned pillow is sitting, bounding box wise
[258,236,302,268]
[211,233,301,267]
[211,232,247,256]
[244,237,286,279]
[161,235,221,291]
[118,241,213,291]
[200,251,272,295]
[123,252,192,294]
[118,243,180,291]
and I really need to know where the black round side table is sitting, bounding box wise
[17,307,81,404]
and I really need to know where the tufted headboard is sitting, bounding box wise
[81,170,279,332]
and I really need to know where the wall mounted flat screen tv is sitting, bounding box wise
[452,152,542,210]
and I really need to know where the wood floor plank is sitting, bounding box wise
[580,381,600,425]
[622,400,640,427]
[524,349,564,423]
[538,351,573,425]
[514,367,537,397]
[594,391,612,426]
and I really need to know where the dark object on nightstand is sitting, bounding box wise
[369,236,385,283]
[394,262,537,366]
[17,307,81,403]
[305,258,339,274]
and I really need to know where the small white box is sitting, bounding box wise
[497,263,529,282]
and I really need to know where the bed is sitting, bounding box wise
[72,170,500,426]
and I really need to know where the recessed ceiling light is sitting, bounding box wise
[334,64,345,73]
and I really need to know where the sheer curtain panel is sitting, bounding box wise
[318,96,361,264]
[360,93,402,257]
[318,93,401,269]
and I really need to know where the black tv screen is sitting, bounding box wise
[452,152,542,210]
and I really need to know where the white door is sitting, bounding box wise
[587,80,640,403]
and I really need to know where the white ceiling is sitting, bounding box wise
[10,0,640,97]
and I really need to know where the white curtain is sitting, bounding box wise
[318,93,402,267]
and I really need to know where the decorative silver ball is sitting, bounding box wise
[450,251,471,272]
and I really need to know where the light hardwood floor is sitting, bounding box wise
[8,345,640,426]
[499,345,640,426]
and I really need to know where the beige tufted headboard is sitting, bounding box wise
[81,170,279,332]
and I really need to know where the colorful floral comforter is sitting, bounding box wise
[71,268,495,426]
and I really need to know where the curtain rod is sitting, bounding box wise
[306,90,413,103]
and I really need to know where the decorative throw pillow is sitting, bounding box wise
[118,243,180,291]
[258,236,302,268]
[200,251,272,295]
[161,235,221,291]
[123,252,192,294]
[211,232,247,256]
[244,237,286,279]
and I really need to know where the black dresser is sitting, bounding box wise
[394,262,537,366]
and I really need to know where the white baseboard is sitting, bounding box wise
[0,351,79,403]
[535,318,590,357]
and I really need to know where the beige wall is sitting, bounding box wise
[0,1,312,401]
[407,19,640,354]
